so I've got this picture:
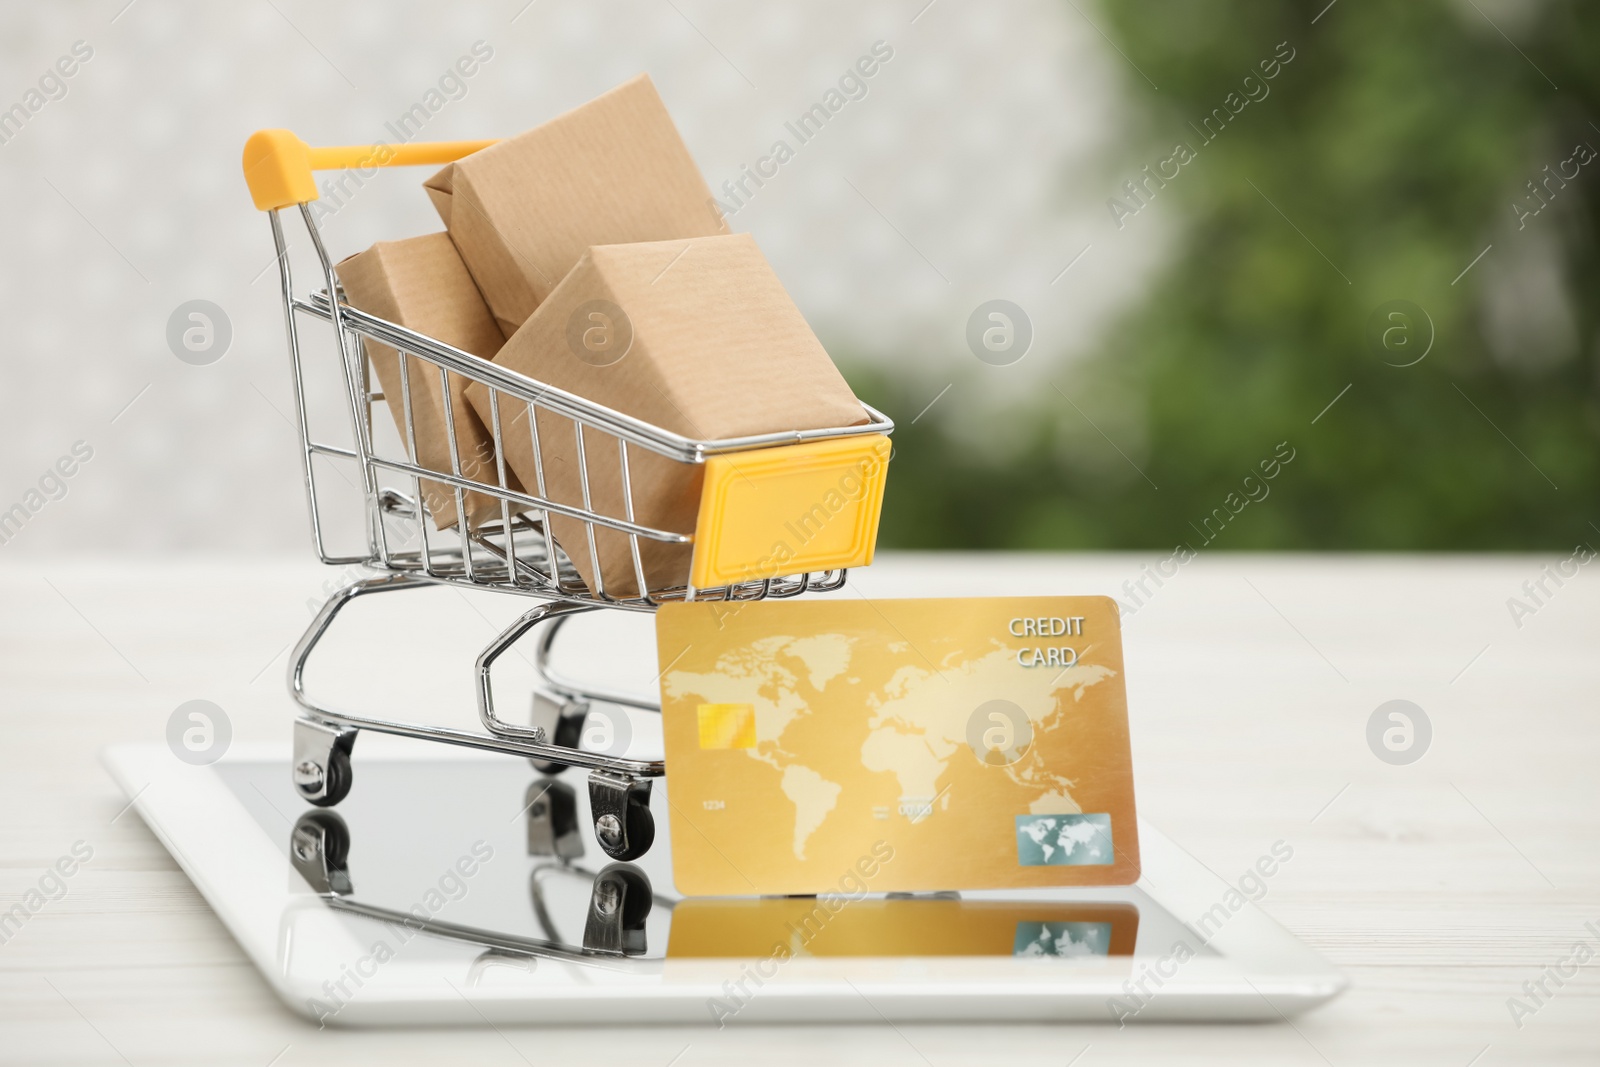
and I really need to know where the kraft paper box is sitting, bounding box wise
[463,232,866,597]
[337,233,515,529]
[424,73,727,337]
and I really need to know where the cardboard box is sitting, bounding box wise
[337,232,515,529]
[424,73,726,337]
[464,232,867,597]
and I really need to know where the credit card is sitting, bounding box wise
[655,596,1139,895]
[666,898,1139,958]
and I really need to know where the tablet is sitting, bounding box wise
[103,742,1344,1025]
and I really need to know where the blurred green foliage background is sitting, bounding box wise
[855,0,1599,551]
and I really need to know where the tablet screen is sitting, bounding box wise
[218,758,1210,965]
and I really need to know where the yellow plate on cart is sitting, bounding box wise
[689,434,890,588]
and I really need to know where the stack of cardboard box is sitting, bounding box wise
[338,74,867,597]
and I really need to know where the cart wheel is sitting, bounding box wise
[622,799,655,858]
[533,707,587,775]
[300,810,350,866]
[293,719,356,807]
[594,793,655,861]
[524,779,584,860]
[528,691,589,775]
[313,747,352,807]
[290,810,352,895]
[587,770,655,861]
[584,862,654,956]
[297,745,352,808]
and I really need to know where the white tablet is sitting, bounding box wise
[103,742,1344,1026]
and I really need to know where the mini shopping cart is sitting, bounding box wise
[242,131,893,862]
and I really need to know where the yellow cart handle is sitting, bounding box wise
[242,129,497,211]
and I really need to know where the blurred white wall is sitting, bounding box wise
[0,0,1167,554]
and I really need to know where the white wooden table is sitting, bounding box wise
[2,553,1596,1065]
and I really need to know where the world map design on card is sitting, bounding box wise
[655,596,1140,895]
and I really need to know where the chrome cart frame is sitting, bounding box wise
[257,145,892,861]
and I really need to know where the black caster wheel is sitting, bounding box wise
[301,745,352,807]
[524,779,584,860]
[528,692,588,776]
[584,862,654,955]
[290,809,352,895]
[293,720,356,807]
[595,793,655,861]
[531,709,586,776]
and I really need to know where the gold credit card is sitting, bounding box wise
[656,596,1140,895]
[666,898,1139,958]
